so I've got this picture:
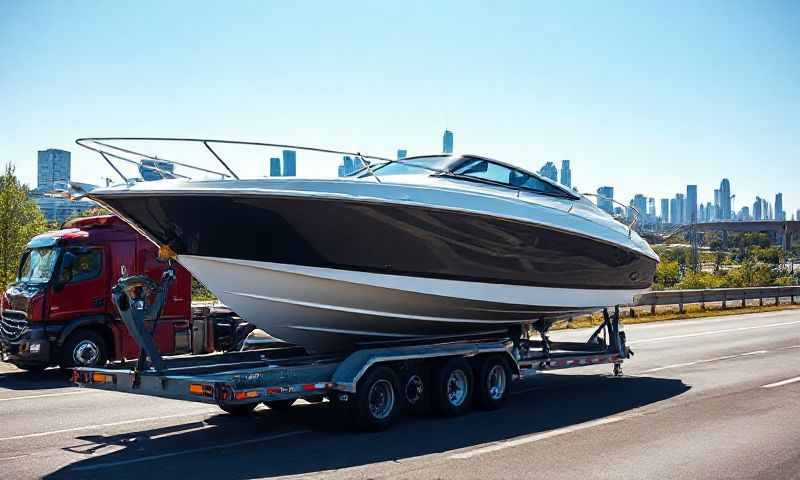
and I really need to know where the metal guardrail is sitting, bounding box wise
[634,286,800,313]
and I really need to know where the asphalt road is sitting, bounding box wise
[1,310,799,479]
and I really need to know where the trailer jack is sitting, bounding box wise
[111,267,176,380]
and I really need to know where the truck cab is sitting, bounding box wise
[0,215,219,371]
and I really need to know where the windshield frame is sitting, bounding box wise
[17,247,62,285]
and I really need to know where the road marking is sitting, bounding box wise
[450,414,634,459]
[761,376,800,389]
[70,430,309,471]
[0,410,217,442]
[0,390,97,402]
[629,320,800,345]
[639,350,770,374]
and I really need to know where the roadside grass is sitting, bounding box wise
[557,299,800,330]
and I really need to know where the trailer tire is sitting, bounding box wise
[219,403,259,416]
[400,367,430,415]
[352,366,400,431]
[264,399,296,411]
[61,330,107,369]
[475,355,511,410]
[431,357,474,417]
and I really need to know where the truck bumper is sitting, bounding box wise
[0,326,52,367]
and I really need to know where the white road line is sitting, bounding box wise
[0,410,217,442]
[639,350,769,374]
[70,430,309,471]
[761,376,800,389]
[629,320,800,345]
[450,414,634,459]
[0,390,97,402]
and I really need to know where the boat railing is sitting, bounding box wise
[581,193,640,237]
[75,137,393,184]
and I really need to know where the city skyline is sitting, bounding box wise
[2,2,798,215]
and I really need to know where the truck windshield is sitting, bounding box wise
[18,248,61,284]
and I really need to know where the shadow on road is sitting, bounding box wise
[0,368,72,391]
[46,373,690,479]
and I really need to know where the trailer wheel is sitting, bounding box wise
[264,399,296,411]
[219,403,259,416]
[352,366,400,431]
[61,330,107,369]
[475,355,511,410]
[431,357,474,417]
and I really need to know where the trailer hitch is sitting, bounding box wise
[111,267,176,378]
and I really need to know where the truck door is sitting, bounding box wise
[48,247,108,325]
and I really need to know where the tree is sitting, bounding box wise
[0,164,48,287]
[654,260,681,290]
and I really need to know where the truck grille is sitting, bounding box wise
[0,311,28,341]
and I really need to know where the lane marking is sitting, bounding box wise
[450,414,634,459]
[70,430,309,471]
[629,320,800,345]
[0,390,97,402]
[0,410,217,442]
[639,350,770,374]
[761,376,800,389]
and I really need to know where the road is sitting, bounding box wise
[1,310,799,479]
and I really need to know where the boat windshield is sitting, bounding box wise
[355,156,452,177]
[18,247,61,284]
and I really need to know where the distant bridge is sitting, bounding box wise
[667,220,800,251]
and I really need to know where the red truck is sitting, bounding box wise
[0,215,243,371]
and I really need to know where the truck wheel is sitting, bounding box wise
[61,330,107,369]
[401,367,430,415]
[264,399,296,411]
[431,357,473,417]
[219,403,259,416]
[352,366,400,431]
[475,355,511,410]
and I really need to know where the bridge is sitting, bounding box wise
[666,220,800,251]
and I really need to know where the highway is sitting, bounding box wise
[1,310,799,479]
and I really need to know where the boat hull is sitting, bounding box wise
[178,255,645,353]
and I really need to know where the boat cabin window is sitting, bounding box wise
[451,158,572,197]
[358,156,452,177]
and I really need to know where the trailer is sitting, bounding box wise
[73,268,632,431]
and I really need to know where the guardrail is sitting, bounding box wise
[634,286,800,314]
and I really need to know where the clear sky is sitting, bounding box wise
[2,1,798,216]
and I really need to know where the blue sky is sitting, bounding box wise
[2,1,798,216]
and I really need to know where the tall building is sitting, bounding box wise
[753,197,762,220]
[442,130,454,154]
[37,149,71,191]
[671,193,685,224]
[282,150,296,176]
[660,198,670,223]
[647,197,656,222]
[720,178,732,220]
[139,159,174,181]
[699,204,706,223]
[669,198,678,224]
[775,193,784,221]
[397,149,407,160]
[597,186,614,214]
[630,194,648,224]
[685,185,698,224]
[559,160,572,188]
[269,157,281,176]
[337,156,354,177]
[538,162,558,182]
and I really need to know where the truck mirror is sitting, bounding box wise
[55,252,76,290]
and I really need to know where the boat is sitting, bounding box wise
[79,138,659,354]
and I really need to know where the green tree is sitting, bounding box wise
[654,260,681,290]
[0,164,48,287]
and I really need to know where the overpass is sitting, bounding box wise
[671,220,800,251]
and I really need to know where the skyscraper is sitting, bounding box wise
[397,149,407,160]
[559,160,571,188]
[685,185,698,224]
[597,186,614,214]
[670,198,679,224]
[282,150,296,176]
[720,179,731,220]
[699,204,706,223]
[660,198,670,223]
[37,149,71,191]
[753,197,762,220]
[269,157,281,177]
[442,130,454,153]
[538,162,558,182]
[673,193,685,224]
[140,159,175,181]
[647,197,656,222]
[631,194,647,224]
[775,193,784,221]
